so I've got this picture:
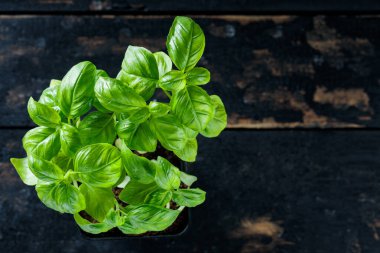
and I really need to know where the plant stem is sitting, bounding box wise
[163,90,172,99]
[166,202,170,209]
[73,179,78,188]
[178,206,185,212]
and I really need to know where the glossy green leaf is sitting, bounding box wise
[74,144,122,188]
[95,77,146,113]
[171,85,214,131]
[52,152,73,172]
[144,189,172,207]
[200,95,227,137]
[39,85,59,109]
[186,67,210,86]
[148,101,170,118]
[116,119,157,152]
[79,184,114,222]
[120,143,156,184]
[172,188,206,207]
[166,16,205,72]
[57,61,97,118]
[154,156,181,191]
[117,107,150,124]
[28,155,64,183]
[93,69,111,113]
[180,171,197,186]
[174,138,197,162]
[154,51,172,78]
[36,181,85,214]
[150,114,186,151]
[159,70,187,91]
[74,208,122,234]
[78,112,116,145]
[118,219,147,235]
[173,126,198,162]
[119,181,158,205]
[60,123,82,157]
[10,157,38,186]
[119,46,159,100]
[27,97,61,128]
[23,127,61,160]
[50,79,61,87]
[124,204,180,231]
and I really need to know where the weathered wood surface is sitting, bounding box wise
[1,0,380,12]
[1,130,380,252]
[1,15,380,128]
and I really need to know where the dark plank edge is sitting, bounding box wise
[1,0,380,13]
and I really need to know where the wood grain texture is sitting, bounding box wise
[1,15,380,128]
[1,0,380,12]
[2,130,380,252]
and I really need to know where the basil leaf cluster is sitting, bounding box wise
[10,16,226,235]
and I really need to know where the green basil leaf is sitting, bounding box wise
[27,97,61,127]
[79,184,114,222]
[74,213,113,234]
[39,85,59,109]
[36,181,85,214]
[118,46,159,100]
[200,95,227,137]
[150,114,186,151]
[118,219,147,235]
[78,112,116,145]
[60,123,82,157]
[57,61,97,118]
[74,144,122,188]
[159,70,187,91]
[154,51,172,78]
[186,67,210,86]
[117,107,150,124]
[116,119,157,152]
[148,101,170,118]
[179,171,197,187]
[166,16,205,72]
[93,69,111,113]
[52,152,73,172]
[174,138,197,162]
[74,208,121,234]
[172,188,206,207]
[120,143,156,184]
[173,126,198,162]
[28,155,64,183]
[10,157,38,186]
[144,189,172,207]
[119,181,158,205]
[23,127,61,160]
[95,77,146,113]
[49,79,61,87]
[171,85,214,131]
[154,156,181,191]
[124,204,180,231]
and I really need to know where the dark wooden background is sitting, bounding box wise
[1,1,380,253]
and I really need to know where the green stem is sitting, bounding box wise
[178,206,185,212]
[163,90,172,99]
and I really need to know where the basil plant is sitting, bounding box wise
[10,16,227,235]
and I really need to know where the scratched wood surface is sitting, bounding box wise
[1,0,380,12]
[1,15,380,128]
[1,130,380,253]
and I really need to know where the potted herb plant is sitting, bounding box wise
[10,16,227,237]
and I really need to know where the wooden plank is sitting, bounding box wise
[1,0,380,12]
[1,15,380,128]
[2,129,380,252]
